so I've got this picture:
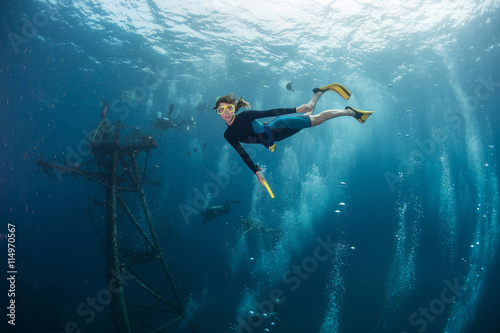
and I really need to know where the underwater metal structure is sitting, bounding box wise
[37,120,196,333]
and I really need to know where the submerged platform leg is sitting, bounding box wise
[105,149,131,333]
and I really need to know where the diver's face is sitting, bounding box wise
[217,102,235,123]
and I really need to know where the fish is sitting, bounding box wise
[286,82,294,92]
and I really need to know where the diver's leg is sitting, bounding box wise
[227,200,242,204]
[171,121,187,128]
[309,109,355,127]
[270,115,311,131]
[269,115,311,142]
[305,83,351,115]
[303,91,324,115]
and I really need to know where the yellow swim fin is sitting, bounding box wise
[346,106,375,124]
[313,83,351,100]
[262,180,275,198]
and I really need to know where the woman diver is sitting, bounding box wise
[214,83,374,189]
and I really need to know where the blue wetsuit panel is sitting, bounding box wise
[252,119,265,134]
[269,115,310,130]
[252,114,310,133]
[269,114,311,142]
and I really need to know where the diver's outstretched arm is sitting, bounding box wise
[224,201,230,213]
[255,171,266,185]
[264,228,280,233]
[171,120,188,128]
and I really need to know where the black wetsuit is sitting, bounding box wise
[202,200,241,224]
[224,108,311,173]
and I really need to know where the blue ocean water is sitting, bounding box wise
[1,1,500,332]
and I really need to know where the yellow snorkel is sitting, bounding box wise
[262,180,275,199]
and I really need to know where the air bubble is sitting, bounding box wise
[335,210,341,214]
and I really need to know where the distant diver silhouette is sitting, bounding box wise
[153,104,195,130]
[241,217,280,234]
[202,200,241,224]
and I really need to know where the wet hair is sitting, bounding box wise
[214,93,250,113]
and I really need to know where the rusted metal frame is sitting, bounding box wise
[105,145,132,333]
[130,154,186,313]
[125,267,180,311]
[148,316,183,333]
[116,193,155,249]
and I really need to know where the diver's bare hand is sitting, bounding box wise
[296,104,312,113]
[255,171,266,185]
